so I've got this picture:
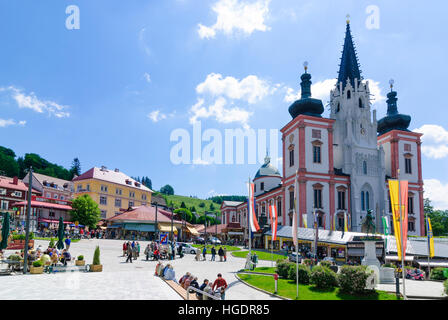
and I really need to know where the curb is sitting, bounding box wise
[234,273,290,300]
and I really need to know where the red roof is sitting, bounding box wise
[107,206,173,223]
[195,223,228,234]
[0,176,40,193]
[13,200,72,211]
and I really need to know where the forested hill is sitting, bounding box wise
[0,145,78,181]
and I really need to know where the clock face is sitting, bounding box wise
[361,128,366,135]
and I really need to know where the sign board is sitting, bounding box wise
[75,221,79,226]
[159,233,168,245]
[352,235,383,242]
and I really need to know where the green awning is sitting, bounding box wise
[124,224,155,232]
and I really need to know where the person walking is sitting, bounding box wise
[126,242,133,263]
[223,247,227,262]
[144,244,151,261]
[195,249,201,261]
[133,243,138,260]
[218,247,224,262]
[64,236,71,250]
[202,246,207,261]
[123,242,127,257]
[136,242,141,257]
[212,273,228,300]
[168,244,173,260]
[211,246,216,261]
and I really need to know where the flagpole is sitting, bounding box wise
[426,215,431,279]
[397,170,406,300]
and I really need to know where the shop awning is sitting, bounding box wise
[38,218,71,224]
[107,224,123,229]
[124,224,155,232]
[158,224,177,234]
[386,255,414,262]
[228,231,244,235]
[187,226,199,236]
[416,259,448,268]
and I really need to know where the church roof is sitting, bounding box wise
[337,21,362,90]
[254,156,281,179]
[377,88,411,136]
[288,68,324,119]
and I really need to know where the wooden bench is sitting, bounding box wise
[164,279,199,300]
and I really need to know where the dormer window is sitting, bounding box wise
[261,182,264,191]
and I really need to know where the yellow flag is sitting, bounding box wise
[427,217,435,258]
[389,180,402,260]
[303,214,308,229]
[344,212,348,232]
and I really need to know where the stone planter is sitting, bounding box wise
[75,260,85,266]
[30,266,44,274]
[90,264,103,272]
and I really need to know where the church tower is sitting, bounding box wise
[330,18,386,232]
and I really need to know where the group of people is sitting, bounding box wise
[154,263,228,300]
[195,246,227,262]
[123,241,141,263]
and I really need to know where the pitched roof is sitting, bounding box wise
[31,173,74,191]
[107,205,172,223]
[0,176,40,193]
[12,200,72,211]
[73,167,152,192]
[222,201,244,207]
[337,22,362,90]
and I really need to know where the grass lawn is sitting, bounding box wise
[232,250,287,261]
[238,274,401,300]
[34,237,80,243]
[192,244,241,253]
[243,267,277,274]
[164,194,221,216]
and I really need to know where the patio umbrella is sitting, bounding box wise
[56,217,65,249]
[0,212,10,250]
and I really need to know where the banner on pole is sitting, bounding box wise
[426,217,435,258]
[292,170,298,248]
[388,180,409,261]
[247,182,260,232]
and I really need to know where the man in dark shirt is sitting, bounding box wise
[196,279,209,300]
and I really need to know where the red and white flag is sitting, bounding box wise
[292,170,299,247]
[247,182,260,232]
[269,203,278,241]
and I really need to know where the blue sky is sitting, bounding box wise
[1,0,448,209]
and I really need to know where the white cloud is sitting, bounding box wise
[189,97,252,129]
[283,78,385,107]
[0,86,70,118]
[196,73,272,104]
[0,118,26,127]
[198,0,271,39]
[143,72,151,83]
[424,179,448,210]
[414,124,448,159]
[139,27,151,56]
[148,110,167,122]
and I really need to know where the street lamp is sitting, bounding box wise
[23,167,33,274]
[204,211,208,244]
[170,206,174,242]
[154,203,158,242]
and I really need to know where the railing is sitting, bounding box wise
[186,286,221,300]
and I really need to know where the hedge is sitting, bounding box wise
[430,268,447,281]
[444,279,448,295]
[319,261,332,268]
[276,260,294,278]
[338,265,371,295]
[310,265,338,289]
[288,264,311,284]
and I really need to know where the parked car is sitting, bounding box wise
[208,237,222,245]
[288,253,304,263]
[193,237,205,244]
[181,243,198,254]
[322,257,336,263]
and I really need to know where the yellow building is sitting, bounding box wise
[73,166,153,219]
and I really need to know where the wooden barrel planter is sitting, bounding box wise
[75,260,85,266]
[89,264,103,272]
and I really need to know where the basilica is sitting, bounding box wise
[220,20,424,238]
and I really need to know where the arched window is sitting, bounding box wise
[361,191,365,211]
[359,98,363,108]
[366,191,370,210]
[347,90,351,99]
[336,103,340,113]
[363,161,367,175]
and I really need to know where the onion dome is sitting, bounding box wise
[288,62,324,119]
[254,155,281,179]
[377,80,411,136]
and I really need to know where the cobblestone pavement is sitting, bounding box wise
[0,239,279,300]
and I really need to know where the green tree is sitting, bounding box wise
[70,158,81,177]
[0,147,19,177]
[160,184,174,195]
[209,203,215,211]
[198,202,205,208]
[180,201,186,209]
[174,208,193,223]
[70,194,101,229]
[424,198,448,236]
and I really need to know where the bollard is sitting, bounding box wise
[395,275,400,298]
[274,273,279,294]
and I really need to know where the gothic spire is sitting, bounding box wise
[337,18,362,90]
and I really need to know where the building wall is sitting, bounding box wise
[73,179,152,219]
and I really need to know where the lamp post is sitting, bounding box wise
[23,167,33,274]
[170,206,174,242]
[155,203,158,241]
[204,211,208,244]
